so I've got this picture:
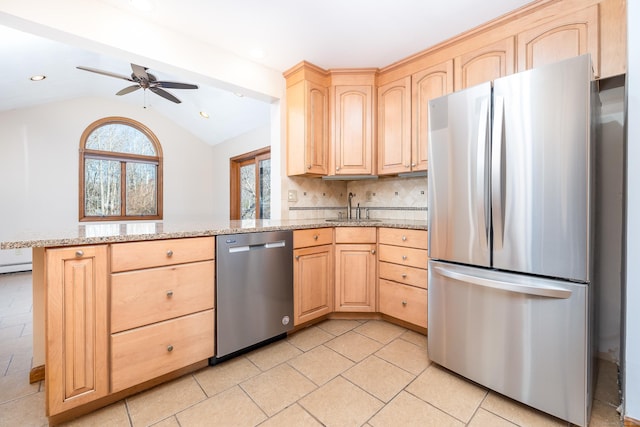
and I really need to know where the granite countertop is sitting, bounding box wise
[0,218,428,249]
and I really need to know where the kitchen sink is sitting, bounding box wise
[325,218,381,222]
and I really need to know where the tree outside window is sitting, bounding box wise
[79,117,163,221]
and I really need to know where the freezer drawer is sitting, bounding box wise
[428,260,592,426]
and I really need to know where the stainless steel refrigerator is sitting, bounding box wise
[427,54,596,426]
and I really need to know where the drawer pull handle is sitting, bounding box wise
[75,250,84,257]
[371,249,376,255]
[167,345,174,352]
[166,290,174,298]
[401,273,407,279]
[295,255,300,261]
[166,250,174,257]
[402,300,407,306]
[402,235,407,241]
[402,255,407,260]
[313,235,318,240]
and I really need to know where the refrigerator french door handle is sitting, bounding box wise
[433,266,572,299]
[477,98,490,246]
[492,95,505,249]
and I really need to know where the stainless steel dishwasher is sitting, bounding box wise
[213,230,293,361]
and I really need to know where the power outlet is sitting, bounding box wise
[287,190,298,202]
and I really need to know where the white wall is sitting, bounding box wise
[0,96,216,267]
[624,1,640,421]
[210,124,272,220]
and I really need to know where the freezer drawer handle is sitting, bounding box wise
[433,266,572,299]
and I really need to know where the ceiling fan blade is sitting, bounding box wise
[150,87,181,103]
[116,85,141,96]
[76,66,134,82]
[131,64,149,80]
[156,81,199,90]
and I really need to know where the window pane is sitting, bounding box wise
[126,162,158,216]
[85,159,121,216]
[86,123,156,155]
[259,158,270,219]
[240,163,256,219]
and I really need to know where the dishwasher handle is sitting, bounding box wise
[228,240,287,253]
[433,266,572,299]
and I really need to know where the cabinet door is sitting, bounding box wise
[454,37,515,91]
[293,244,334,325]
[517,5,599,75]
[46,246,109,415]
[412,60,453,172]
[377,77,411,175]
[333,85,374,175]
[335,244,376,312]
[287,80,329,176]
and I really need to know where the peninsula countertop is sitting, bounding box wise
[0,218,428,249]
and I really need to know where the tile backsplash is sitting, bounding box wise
[282,176,427,221]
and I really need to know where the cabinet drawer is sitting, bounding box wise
[379,261,427,289]
[379,244,428,269]
[379,279,427,328]
[111,261,215,333]
[294,228,333,248]
[111,310,214,392]
[335,227,377,243]
[111,237,215,272]
[378,228,428,249]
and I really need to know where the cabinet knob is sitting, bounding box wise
[313,234,318,240]
[307,165,312,170]
[167,345,174,352]
[166,290,174,298]
[401,273,407,279]
[336,167,340,171]
[75,250,84,258]
[295,255,300,260]
[402,235,407,241]
[371,249,376,255]
[411,163,417,167]
[402,255,407,260]
[404,164,410,168]
[402,300,408,306]
[166,250,173,257]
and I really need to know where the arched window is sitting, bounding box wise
[79,117,163,221]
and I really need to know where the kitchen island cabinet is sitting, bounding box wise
[45,245,109,416]
[293,228,334,325]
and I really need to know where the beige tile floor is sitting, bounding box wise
[0,271,623,426]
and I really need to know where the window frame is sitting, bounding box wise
[230,147,270,220]
[79,116,163,222]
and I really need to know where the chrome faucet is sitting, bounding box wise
[347,192,355,219]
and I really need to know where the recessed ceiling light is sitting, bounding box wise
[199,111,210,119]
[249,48,266,59]
[234,92,244,98]
[30,75,46,81]
[130,0,153,12]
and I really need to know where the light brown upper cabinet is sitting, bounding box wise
[454,37,516,91]
[411,60,454,172]
[377,60,453,176]
[331,70,376,176]
[517,5,599,75]
[284,62,330,176]
[377,76,411,175]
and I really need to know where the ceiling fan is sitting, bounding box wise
[76,63,198,104]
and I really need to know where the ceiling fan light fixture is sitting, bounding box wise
[30,75,46,81]
[199,111,210,119]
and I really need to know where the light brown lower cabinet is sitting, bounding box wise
[110,310,214,392]
[335,243,377,312]
[45,245,109,416]
[293,244,334,325]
